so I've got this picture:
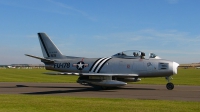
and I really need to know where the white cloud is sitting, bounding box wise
[0,0,96,21]
[47,0,85,15]
[46,0,96,21]
[91,29,199,45]
[74,29,200,63]
[1,29,198,64]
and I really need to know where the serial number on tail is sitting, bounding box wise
[54,63,70,68]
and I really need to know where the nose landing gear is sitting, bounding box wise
[165,76,174,90]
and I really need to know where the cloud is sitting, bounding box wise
[0,0,96,21]
[125,29,200,44]
[61,29,200,54]
[46,0,96,21]
[83,29,200,60]
[47,0,85,15]
[92,29,199,44]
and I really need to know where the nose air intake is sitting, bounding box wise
[172,62,179,74]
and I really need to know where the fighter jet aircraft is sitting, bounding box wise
[25,33,179,90]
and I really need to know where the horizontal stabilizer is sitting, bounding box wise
[44,72,80,75]
[25,54,53,62]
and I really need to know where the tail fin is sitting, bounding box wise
[38,33,64,59]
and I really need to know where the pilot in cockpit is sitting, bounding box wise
[141,52,145,59]
[133,52,136,57]
[133,52,139,57]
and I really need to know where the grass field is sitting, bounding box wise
[0,69,77,83]
[0,68,200,112]
[0,68,200,85]
[0,95,199,112]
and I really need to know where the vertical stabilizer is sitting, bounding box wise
[38,33,63,59]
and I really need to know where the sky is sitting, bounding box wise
[0,0,200,64]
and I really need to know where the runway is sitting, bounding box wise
[0,82,200,101]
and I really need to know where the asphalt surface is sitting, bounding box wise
[0,82,200,101]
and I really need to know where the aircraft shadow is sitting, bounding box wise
[22,87,107,95]
[0,85,156,94]
[119,87,156,90]
[0,85,86,89]
[19,85,156,95]
[15,85,87,89]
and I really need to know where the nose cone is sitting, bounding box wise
[173,62,179,74]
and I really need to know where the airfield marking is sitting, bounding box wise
[0,82,200,101]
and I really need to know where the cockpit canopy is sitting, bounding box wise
[112,50,145,59]
[149,53,161,59]
[112,50,161,59]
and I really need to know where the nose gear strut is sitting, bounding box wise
[165,76,174,90]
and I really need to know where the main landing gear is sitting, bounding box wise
[165,76,174,90]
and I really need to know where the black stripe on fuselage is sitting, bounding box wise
[93,58,106,72]
[89,58,101,72]
[38,33,50,57]
[97,58,111,73]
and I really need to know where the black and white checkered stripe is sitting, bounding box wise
[89,57,111,73]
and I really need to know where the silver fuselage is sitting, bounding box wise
[45,57,176,78]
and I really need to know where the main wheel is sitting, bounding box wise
[166,83,174,90]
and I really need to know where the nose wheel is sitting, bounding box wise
[165,76,174,90]
[166,82,174,90]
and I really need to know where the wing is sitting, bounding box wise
[44,72,138,77]
[82,73,138,77]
